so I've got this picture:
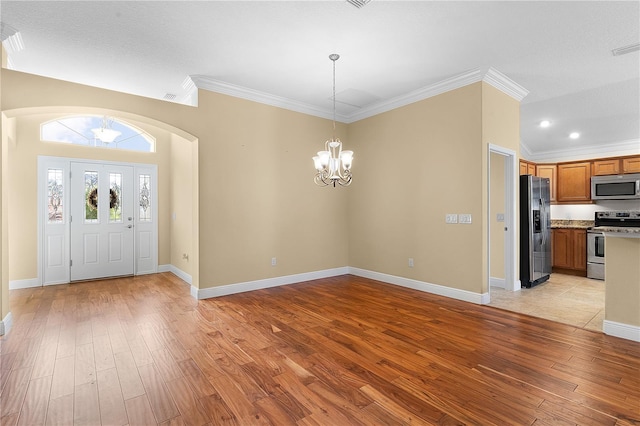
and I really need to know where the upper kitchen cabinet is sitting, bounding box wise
[623,156,640,174]
[519,160,536,176]
[592,159,620,176]
[593,155,640,175]
[557,162,592,203]
[536,164,557,202]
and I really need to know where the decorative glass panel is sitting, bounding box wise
[139,174,151,222]
[109,173,122,223]
[41,115,156,152]
[47,169,64,223]
[84,171,99,222]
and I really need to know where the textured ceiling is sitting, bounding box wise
[1,1,639,161]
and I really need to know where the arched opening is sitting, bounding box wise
[1,107,200,313]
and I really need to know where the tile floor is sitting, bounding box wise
[488,273,605,332]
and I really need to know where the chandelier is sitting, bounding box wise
[312,54,353,187]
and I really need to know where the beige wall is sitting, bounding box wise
[348,84,485,292]
[490,152,505,280]
[605,237,640,327]
[7,113,172,281]
[170,134,193,275]
[195,92,349,286]
[348,82,519,295]
[1,50,7,324]
[1,68,9,323]
[481,82,521,290]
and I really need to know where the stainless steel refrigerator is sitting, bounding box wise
[519,175,551,288]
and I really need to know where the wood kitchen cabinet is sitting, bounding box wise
[536,164,557,202]
[592,159,620,176]
[519,160,536,176]
[552,228,587,276]
[623,156,640,174]
[556,162,592,203]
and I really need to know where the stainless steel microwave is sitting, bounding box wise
[591,173,640,200]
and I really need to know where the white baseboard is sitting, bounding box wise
[196,267,349,300]
[603,320,640,342]
[9,278,41,290]
[158,264,192,285]
[0,312,13,336]
[348,267,490,305]
[490,276,506,289]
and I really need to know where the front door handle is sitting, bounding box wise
[126,224,133,229]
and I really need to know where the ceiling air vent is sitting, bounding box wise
[612,43,640,56]
[346,0,371,9]
[163,93,177,101]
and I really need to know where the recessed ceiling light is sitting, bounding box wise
[540,120,551,128]
[569,132,580,139]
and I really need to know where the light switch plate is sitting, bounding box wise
[496,213,505,222]
[459,214,472,224]
[446,214,458,224]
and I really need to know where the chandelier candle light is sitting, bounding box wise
[313,54,354,187]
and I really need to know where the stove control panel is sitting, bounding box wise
[595,211,640,227]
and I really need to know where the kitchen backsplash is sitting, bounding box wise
[550,200,640,220]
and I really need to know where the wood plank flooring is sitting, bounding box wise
[1,273,639,425]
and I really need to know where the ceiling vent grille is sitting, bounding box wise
[163,93,177,101]
[612,43,640,56]
[346,0,371,9]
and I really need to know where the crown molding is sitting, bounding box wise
[191,67,527,124]
[526,139,640,163]
[483,68,529,102]
[1,23,24,54]
[190,74,340,121]
[346,68,484,123]
[519,139,534,159]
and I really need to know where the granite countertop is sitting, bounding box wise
[550,219,594,229]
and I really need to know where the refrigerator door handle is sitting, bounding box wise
[540,198,546,245]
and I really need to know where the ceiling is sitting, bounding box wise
[1,1,639,161]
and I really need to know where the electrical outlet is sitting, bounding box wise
[446,214,458,224]
[408,258,414,267]
[496,213,505,222]
[271,257,277,266]
[459,214,472,224]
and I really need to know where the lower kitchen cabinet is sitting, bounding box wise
[552,228,587,276]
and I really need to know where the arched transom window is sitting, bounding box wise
[41,115,156,153]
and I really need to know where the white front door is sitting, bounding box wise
[70,162,135,281]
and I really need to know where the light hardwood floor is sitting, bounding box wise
[1,273,638,425]
[489,273,605,332]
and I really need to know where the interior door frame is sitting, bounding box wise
[487,144,519,295]
[37,156,158,285]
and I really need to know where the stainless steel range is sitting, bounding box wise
[588,211,640,280]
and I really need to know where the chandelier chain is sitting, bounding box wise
[331,54,338,135]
